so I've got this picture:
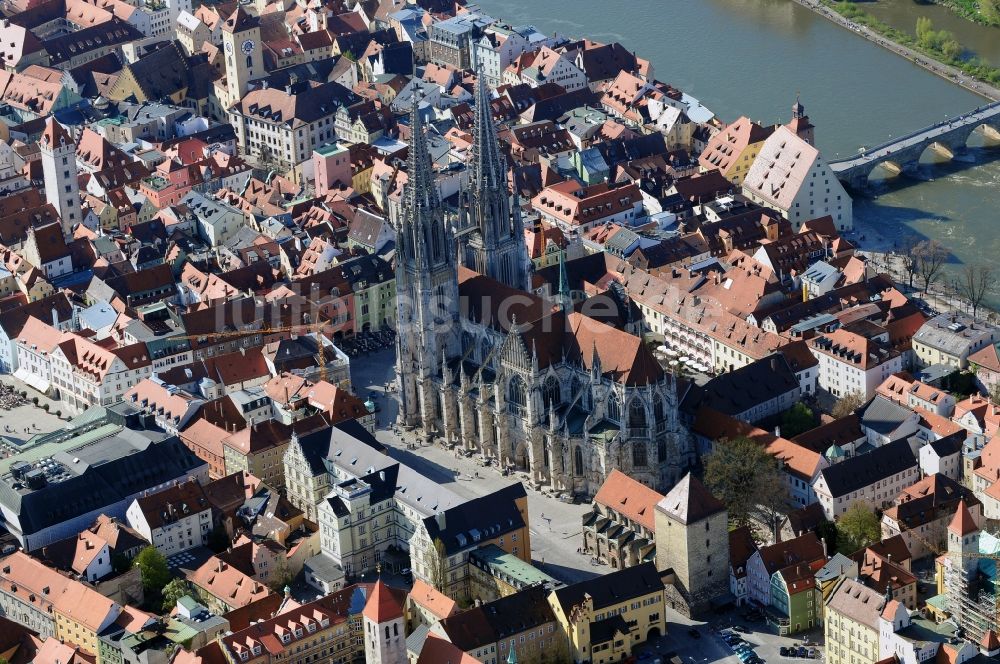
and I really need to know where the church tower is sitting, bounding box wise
[220,7,263,110]
[459,73,529,291]
[39,117,80,238]
[945,499,988,640]
[362,579,406,664]
[787,94,814,146]
[394,100,462,429]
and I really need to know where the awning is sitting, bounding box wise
[13,368,49,394]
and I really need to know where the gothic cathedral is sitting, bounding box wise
[393,79,691,497]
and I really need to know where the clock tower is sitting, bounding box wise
[220,7,263,110]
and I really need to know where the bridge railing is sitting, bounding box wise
[828,100,1000,168]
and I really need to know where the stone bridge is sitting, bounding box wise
[829,101,1000,191]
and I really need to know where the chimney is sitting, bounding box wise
[52,307,59,328]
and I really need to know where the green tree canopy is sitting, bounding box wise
[161,578,190,612]
[837,502,882,554]
[780,403,815,438]
[133,546,171,593]
[704,436,792,537]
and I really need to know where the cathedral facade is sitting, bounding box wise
[393,80,691,497]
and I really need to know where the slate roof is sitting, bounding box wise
[422,482,527,555]
[552,562,663,614]
[686,354,799,418]
[437,585,554,651]
[857,396,915,437]
[817,439,916,498]
[0,428,206,541]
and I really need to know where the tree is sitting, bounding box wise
[954,264,996,320]
[133,546,171,593]
[837,502,882,554]
[780,403,815,438]
[704,436,792,538]
[913,239,949,293]
[898,241,918,290]
[990,381,1000,407]
[832,391,865,419]
[161,578,190,612]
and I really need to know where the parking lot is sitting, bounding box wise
[636,608,824,664]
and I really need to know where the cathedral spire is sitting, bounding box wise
[406,94,440,214]
[471,70,505,194]
[557,249,571,312]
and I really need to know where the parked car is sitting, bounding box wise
[807,648,816,658]
[779,647,789,656]
[797,647,808,657]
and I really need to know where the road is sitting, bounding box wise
[350,350,829,656]
[350,348,600,585]
[829,103,1000,171]
[792,0,1000,102]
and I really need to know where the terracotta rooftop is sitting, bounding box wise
[593,469,663,531]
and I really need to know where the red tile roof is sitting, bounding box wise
[947,499,978,537]
[362,578,404,622]
[593,469,663,531]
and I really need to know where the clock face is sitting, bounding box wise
[241,39,255,54]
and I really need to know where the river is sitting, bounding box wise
[473,0,1000,302]
[863,0,1000,68]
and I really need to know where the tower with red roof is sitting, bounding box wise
[362,578,407,664]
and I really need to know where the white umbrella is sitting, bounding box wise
[657,344,669,353]
[665,348,679,356]
[679,356,691,363]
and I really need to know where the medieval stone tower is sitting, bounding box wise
[220,7,263,110]
[39,117,80,238]
[654,473,730,616]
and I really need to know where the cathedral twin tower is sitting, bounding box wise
[393,73,529,431]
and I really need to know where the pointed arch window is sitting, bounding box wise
[508,375,526,413]
[653,396,666,433]
[628,399,647,436]
[543,376,560,409]
[632,441,647,468]
[607,395,621,423]
[574,445,584,476]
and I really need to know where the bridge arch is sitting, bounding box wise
[917,141,955,164]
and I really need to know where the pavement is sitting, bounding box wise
[0,375,72,449]
[350,348,601,585]
[634,608,824,664]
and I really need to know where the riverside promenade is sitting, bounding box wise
[791,0,1000,102]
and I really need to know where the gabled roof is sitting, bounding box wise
[817,439,916,498]
[551,562,663,614]
[593,469,662,531]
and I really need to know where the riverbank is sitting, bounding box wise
[932,0,1000,28]
[789,0,1000,101]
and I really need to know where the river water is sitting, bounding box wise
[474,0,1000,301]
[863,0,1000,67]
